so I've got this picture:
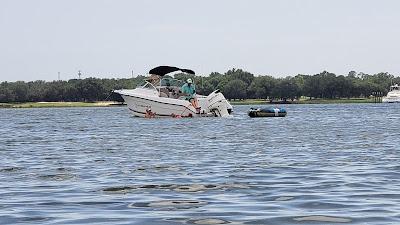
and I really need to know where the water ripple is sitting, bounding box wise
[0,104,399,224]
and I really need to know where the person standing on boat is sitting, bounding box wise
[182,78,200,112]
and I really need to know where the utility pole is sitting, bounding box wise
[78,70,82,79]
[58,72,60,81]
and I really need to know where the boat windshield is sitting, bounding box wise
[136,76,185,96]
[160,77,185,88]
[136,81,157,90]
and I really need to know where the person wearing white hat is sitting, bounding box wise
[181,78,200,112]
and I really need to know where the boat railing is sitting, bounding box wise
[138,81,160,93]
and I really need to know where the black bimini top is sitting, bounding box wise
[149,66,195,76]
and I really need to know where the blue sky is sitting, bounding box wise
[1,0,399,81]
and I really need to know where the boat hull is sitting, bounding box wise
[115,88,232,118]
[382,97,400,103]
[120,93,197,117]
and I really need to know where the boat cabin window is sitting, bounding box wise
[391,85,399,91]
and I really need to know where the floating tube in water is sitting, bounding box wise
[248,107,287,117]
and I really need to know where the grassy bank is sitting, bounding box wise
[230,99,269,105]
[230,98,378,105]
[0,101,124,108]
[297,98,376,104]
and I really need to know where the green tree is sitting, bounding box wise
[222,79,247,100]
[248,76,275,99]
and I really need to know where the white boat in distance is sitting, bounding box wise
[382,84,400,103]
[114,66,233,117]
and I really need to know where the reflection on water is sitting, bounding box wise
[294,215,351,223]
[103,183,247,194]
[0,104,400,224]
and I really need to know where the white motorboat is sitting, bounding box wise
[114,66,233,117]
[382,84,400,103]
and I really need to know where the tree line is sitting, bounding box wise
[0,69,399,103]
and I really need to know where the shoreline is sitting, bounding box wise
[230,98,379,105]
[0,101,125,108]
[0,98,382,108]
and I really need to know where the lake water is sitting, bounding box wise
[1,104,399,225]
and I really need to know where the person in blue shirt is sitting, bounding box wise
[181,78,199,111]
